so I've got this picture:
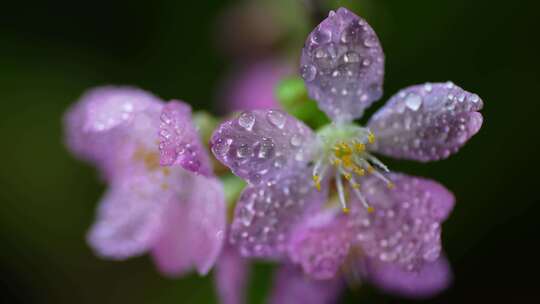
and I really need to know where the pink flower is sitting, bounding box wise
[64,86,225,276]
[210,7,482,300]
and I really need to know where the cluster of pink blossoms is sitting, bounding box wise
[65,8,483,303]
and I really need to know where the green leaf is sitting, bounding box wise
[276,76,329,129]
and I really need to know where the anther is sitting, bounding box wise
[368,132,375,144]
[312,174,321,191]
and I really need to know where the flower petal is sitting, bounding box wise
[349,173,455,270]
[159,101,212,176]
[288,210,353,280]
[152,175,226,276]
[366,256,452,299]
[214,242,250,304]
[229,168,326,259]
[87,174,170,259]
[269,265,343,304]
[210,110,316,185]
[368,82,484,161]
[64,86,163,178]
[300,7,384,122]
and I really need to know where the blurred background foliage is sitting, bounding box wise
[1,0,539,303]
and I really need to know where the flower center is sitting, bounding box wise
[313,123,394,213]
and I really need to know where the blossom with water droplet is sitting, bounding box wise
[211,6,483,301]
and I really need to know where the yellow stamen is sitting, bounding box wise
[355,143,366,152]
[162,168,171,176]
[344,173,352,181]
[342,207,350,214]
[366,165,375,174]
[351,183,360,189]
[353,167,365,176]
[367,206,375,213]
[342,155,353,168]
[368,132,375,144]
[387,182,395,189]
[313,175,321,191]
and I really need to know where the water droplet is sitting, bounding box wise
[290,134,302,147]
[300,65,317,82]
[341,24,361,43]
[311,28,331,44]
[255,138,275,159]
[469,94,480,103]
[266,110,286,129]
[238,112,255,130]
[341,51,360,63]
[236,144,252,159]
[212,138,232,155]
[362,58,371,66]
[423,83,432,92]
[159,129,171,139]
[364,36,378,48]
[160,113,172,124]
[405,94,422,111]
[273,156,286,168]
[238,207,254,226]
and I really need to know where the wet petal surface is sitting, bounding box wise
[366,256,452,299]
[152,175,226,275]
[269,265,343,304]
[288,210,352,280]
[348,173,454,271]
[87,174,170,259]
[229,169,326,259]
[368,82,483,161]
[301,7,384,122]
[211,110,316,185]
[159,101,212,176]
[64,86,163,179]
[214,242,250,304]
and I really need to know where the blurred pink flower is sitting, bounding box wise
[64,86,225,276]
[218,60,291,112]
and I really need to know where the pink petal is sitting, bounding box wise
[229,168,327,259]
[300,7,385,122]
[269,265,343,304]
[366,256,452,299]
[368,82,484,161]
[214,242,250,304]
[159,101,212,176]
[87,174,170,259]
[348,173,455,271]
[152,175,226,276]
[210,110,316,185]
[288,210,353,280]
[64,86,163,179]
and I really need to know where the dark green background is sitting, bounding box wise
[1,0,539,303]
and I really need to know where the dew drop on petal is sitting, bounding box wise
[236,144,252,159]
[266,110,286,129]
[290,134,302,147]
[405,94,422,111]
[311,27,332,44]
[300,64,317,82]
[238,112,255,131]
